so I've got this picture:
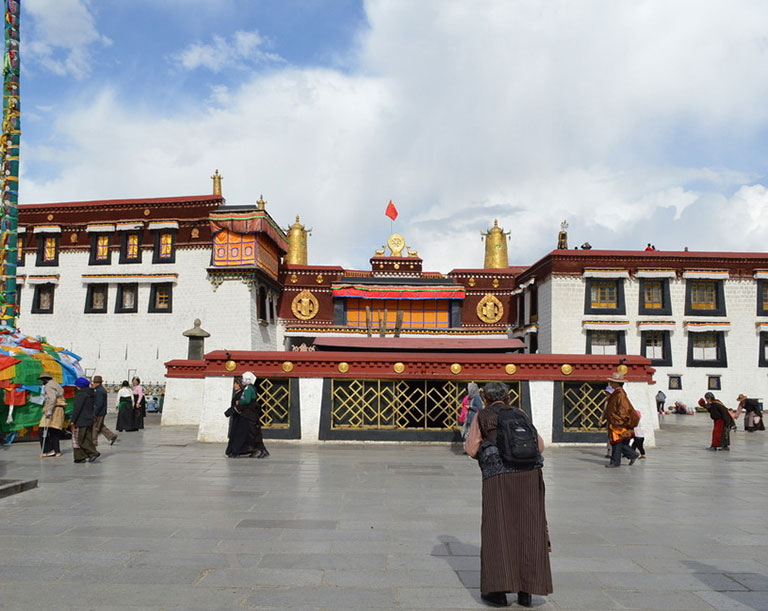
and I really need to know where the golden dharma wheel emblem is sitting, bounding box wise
[505,364,517,375]
[46,213,54,221]
[450,363,462,375]
[290,273,298,284]
[291,289,319,320]
[143,208,151,216]
[561,364,573,375]
[476,293,504,324]
[387,233,406,257]
[224,360,237,372]
[282,361,294,373]
[393,362,405,374]
[617,364,629,375]
[316,273,324,284]
[338,362,350,373]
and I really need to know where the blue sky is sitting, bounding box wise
[18,0,768,270]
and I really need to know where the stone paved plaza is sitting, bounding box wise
[1,414,767,610]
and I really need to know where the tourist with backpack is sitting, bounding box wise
[463,381,552,608]
[603,370,640,468]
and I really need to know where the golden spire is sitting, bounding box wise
[482,219,510,269]
[257,194,267,210]
[285,215,312,265]
[211,169,223,196]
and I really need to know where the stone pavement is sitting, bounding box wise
[0,413,767,610]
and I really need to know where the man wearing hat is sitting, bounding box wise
[603,371,640,468]
[733,394,765,432]
[91,375,118,446]
[70,376,100,463]
[38,374,65,457]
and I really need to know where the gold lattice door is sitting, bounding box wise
[562,382,605,433]
[257,378,291,429]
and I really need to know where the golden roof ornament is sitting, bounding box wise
[257,194,267,210]
[285,215,312,265]
[386,233,406,257]
[211,169,223,196]
[482,219,510,269]
[557,219,568,250]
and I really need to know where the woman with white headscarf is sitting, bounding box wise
[238,371,269,458]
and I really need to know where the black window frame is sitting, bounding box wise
[585,330,626,355]
[84,283,109,314]
[529,287,538,322]
[759,332,768,368]
[758,280,768,317]
[35,234,59,267]
[31,283,55,314]
[115,283,138,314]
[685,279,726,317]
[584,278,626,315]
[88,233,113,265]
[668,375,682,390]
[148,282,173,313]
[119,231,143,264]
[707,375,722,391]
[152,230,177,264]
[640,330,672,367]
[638,278,672,316]
[687,331,727,368]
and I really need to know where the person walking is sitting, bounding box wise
[461,382,483,440]
[603,371,640,468]
[702,392,734,451]
[91,375,117,446]
[463,381,552,608]
[132,377,146,430]
[115,380,137,432]
[225,378,251,457]
[70,377,100,463]
[239,371,269,458]
[655,390,666,414]
[38,374,65,458]
[733,394,765,432]
[630,410,646,459]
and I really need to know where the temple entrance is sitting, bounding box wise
[552,381,606,443]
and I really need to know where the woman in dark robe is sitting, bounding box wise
[703,392,734,450]
[463,381,552,608]
[132,377,146,430]
[239,371,269,458]
[225,378,251,457]
[734,394,765,432]
[115,380,138,432]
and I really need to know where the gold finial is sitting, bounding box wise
[211,169,223,196]
[482,219,510,269]
[557,219,568,249]
[285,215,312,265]
[257,195,267,210]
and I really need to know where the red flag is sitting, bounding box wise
[385,200,398,221]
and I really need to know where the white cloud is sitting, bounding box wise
[20,0,768,271]
[25,0,111,79]
[170,30,283,73]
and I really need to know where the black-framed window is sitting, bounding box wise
[758,280,768,317]
[31,283,55,314]
[529,287,538,322]
[584,278,625,315]
[585,330,626,355]
[88,233,112,265]
[258,286,267,322]
[685,279,726,316]
[84,284,108,313]
[639,278,672,315]
[517,294,525,326]
[759,332,768,368]
[35,235,59,267]
[687,331,727,367]
[152,230,176,264]
[149,283,172,313]
[119,232,142,264]
[640,330,672,367]
[668,375,682,390]
[115,283,138,313]
[707,375,721,391]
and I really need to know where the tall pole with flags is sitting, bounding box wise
[1,0,19,328]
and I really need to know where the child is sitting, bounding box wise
[630,409,646,459]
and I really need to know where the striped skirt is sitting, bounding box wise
[481,468,553,595]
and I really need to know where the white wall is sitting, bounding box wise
[161,377,205,425]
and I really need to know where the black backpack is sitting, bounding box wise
[491,404,541,467]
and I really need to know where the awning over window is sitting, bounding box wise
[81,273,178,285]
[331,284,465,300]
[582,269,629,279]
[684,321,730,332]
[86,224,116,233]
[115,222,144,231]
[636,321,676,331]
[754,270,768,280]
[26,275,59,286]
[582,320,630,330]
[32,225,61,234]
[635,269,676,278]
[682,270,729,279]
[147,222,179,230]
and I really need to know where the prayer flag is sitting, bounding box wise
[385,200,398,221]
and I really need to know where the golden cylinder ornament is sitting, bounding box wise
[285,216,309,265]
[483,219,510,269]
